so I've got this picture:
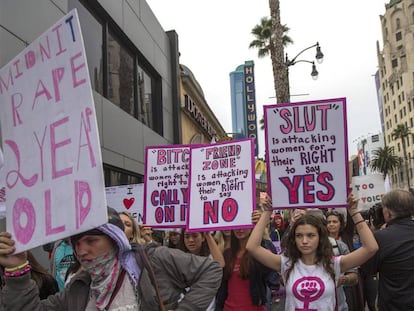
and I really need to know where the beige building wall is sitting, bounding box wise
[179,65,227,144]
[378,0,414,189]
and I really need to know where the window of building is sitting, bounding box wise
[108,31,136,116]
[394,114,398,123]
[72,0,163,135]
[137,65,153,127]
[73,0,104,94]
[396,31,402,41]
[392,58,398,68]
[411,117,413,127]
[371,135,379,143]
[103,164,143,186]
[396,18,401,30]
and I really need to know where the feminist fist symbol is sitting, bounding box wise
[292,277,325,311]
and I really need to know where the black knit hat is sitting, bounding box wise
[71,207,124,245]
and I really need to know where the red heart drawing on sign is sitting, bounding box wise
[123,198,135,210]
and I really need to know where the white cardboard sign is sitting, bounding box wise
[0,9,107,253]
[351,174,385,210]
[105,184,144,224]
[187,139,256,231]
[264,98,349,209]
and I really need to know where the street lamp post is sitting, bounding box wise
[284,42,324,102]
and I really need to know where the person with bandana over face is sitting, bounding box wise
[0,207,222,311]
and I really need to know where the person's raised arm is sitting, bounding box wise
[205,231,225,267]
[340,193,379,273]
[246,194,281,272]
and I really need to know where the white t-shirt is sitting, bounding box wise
[281,255,341,311]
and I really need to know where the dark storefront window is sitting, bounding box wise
[108,31,135,116]
[104,165,143,186]
[73,1,103,94]
[71,0,163,135]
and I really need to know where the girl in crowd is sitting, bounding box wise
[180,230,225,311]
[246,194,378,311]
[167,229,184,249]
[119,211,154,245]
[216,211,280,311]
[181,230,225,267]
[326,211,362,311]
[215,230,231,253]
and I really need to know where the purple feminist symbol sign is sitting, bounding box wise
[292,276,325,311]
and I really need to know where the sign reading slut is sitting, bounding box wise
[143,139,256,231]
[264,98,349,209]
[0,9,107,253]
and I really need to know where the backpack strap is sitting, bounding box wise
[132,244,166,311]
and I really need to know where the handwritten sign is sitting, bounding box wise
[352,174,385,210]
[265,98,348,209]
[106,183,144,223]
[144,145,190,228]
[0,9,107,253]
[187,138,256,231]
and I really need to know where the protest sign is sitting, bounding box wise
[106,183,144,223]
[351,174,385,210]
[0,9,106,252]
[264,98,348,209]
[187,138,256,231]
[144,145,190,228]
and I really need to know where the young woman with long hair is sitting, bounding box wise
[246,194,378,311]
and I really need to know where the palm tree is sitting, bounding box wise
[267,0,289,104]
[249,14,293,130]
[370,146,402,180]
[392,124,412,189]
[249,17,293,59]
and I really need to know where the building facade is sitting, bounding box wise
[229,60,259,156]
[180,64,226,144]
[0,0,181,186]
[377,0,414,189]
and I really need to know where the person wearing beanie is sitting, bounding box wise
[0,207,223,310]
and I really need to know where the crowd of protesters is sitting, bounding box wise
[0,189,413,310]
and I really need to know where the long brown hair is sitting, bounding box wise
[223,230,252,280]
[284,214,334,282]
[27,251,58,293]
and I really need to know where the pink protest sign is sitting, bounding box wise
[106,183,144,224]
[264,98,349,209]
[0,9,107,253]
[143,145,190,228]
[187,138,256,231]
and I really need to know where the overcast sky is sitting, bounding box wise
[146,0,387,159]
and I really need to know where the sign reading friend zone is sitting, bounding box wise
[187,138,256,231]
[144,145,190,228]
[0,9,107,253]
[106,184,144,224]
[265,98,349,209]
[352,174,385,211]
